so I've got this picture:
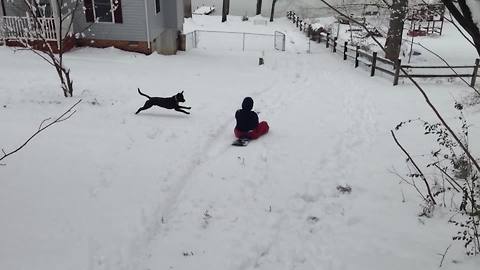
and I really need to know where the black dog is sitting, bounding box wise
[135,88,191,115]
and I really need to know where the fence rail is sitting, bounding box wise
[287,11,480,87]
[1,16,57,41]
[184,29,286,52]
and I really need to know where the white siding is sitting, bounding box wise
[74,0,148,42]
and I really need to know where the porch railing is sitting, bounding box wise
[1,16,57,41]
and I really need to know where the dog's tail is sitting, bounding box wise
[137,88,151,99]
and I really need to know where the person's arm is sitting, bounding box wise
[253,112,259,126]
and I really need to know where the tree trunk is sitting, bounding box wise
[384,0,408,61]
[184,0,192,18]
[270,0,277,22]
[222,0,228,22]
[256,0,262,15]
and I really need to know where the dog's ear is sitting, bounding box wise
[181,90,184,94]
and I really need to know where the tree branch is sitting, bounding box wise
[0,99,82,163]
[391,130,437,204]
[438,244,452,267]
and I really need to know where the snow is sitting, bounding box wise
[193,6,215,15]
[1,14,480,270]
[466,0,480,29]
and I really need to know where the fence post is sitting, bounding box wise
[307,25,312,38]
[326,33,330,48]
[333,37,337,53]
[300,21,303,31]
[343,41,348,60]
[440,16,444,35]
[371,51,377,77]
[355,45,360,68]
[296,19,300,28]
[242,32,245,51]
[393,59,402,86]
[471,58,480,87]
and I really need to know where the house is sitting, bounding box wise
[0,0,190,55]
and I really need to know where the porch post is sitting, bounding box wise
[143,0,151,50]
[0,0,5,46]
[1,0,6,17]
[50,0,61,50]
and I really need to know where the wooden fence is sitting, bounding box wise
[287,11,480,87]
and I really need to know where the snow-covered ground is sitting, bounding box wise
[1,15,480,270]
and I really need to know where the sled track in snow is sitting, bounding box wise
[125,52,310,268]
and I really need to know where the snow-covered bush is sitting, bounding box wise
[394,102,480,255]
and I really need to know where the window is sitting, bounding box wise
[84,0,122,24]
[93,0,113,22]
[155,0,161,14]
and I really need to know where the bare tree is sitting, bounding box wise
[2,0,86,97]
[256,0,263,16]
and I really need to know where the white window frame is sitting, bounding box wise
[92,0,115,24]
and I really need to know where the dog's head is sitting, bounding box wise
[175,91,186,103]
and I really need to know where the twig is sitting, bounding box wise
[389,166,429,202]
[38,117,52,130]
[438,244,452,267]
[391,130,437,204]
[0,100,82,163]
[57,110,77,123]
[433,164,462,192]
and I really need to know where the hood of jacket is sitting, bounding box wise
[242,97,254,111]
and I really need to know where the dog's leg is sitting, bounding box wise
[178,105,191,109]
[135,101,153,114]
[135,107,145,114]
[175,108,190,114]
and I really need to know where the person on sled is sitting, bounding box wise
[234,97,269,140]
